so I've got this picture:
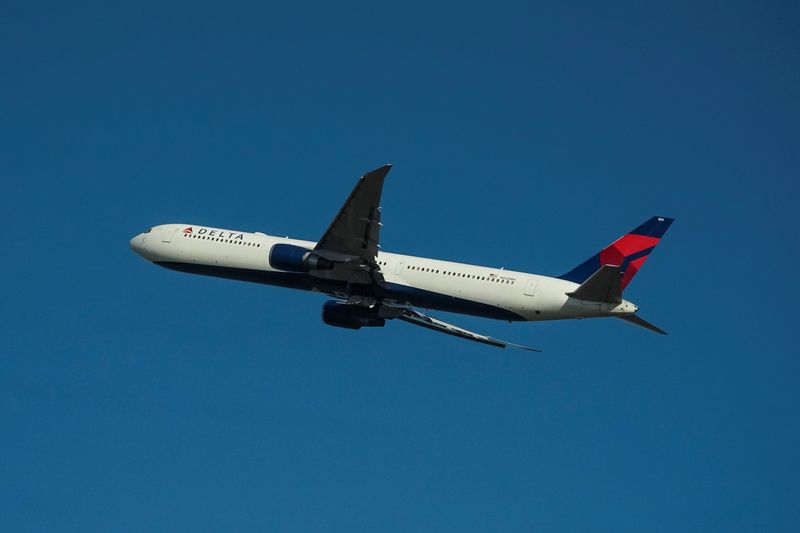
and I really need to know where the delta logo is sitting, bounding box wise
[184,226,245,240]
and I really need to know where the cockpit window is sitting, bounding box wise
[144,228,152,233]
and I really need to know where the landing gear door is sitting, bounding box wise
[162,227,177,243]
[524,278,538,296]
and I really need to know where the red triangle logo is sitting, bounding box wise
[183,226,193,234]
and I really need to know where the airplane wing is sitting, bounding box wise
[311,164,391,284]
[315,164,391,263]
[397,308,542,352]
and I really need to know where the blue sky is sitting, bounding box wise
[2,1,798,531]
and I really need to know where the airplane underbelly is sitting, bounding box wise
[380,282,524,321]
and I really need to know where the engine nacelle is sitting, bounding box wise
[321,301,386,329]
[269,243,333,272]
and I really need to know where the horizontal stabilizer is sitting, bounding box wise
[617,314,668,335]
[567,265,622,303]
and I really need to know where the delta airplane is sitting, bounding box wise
[130,165,673,351]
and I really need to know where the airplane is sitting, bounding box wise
[129,165,673,351]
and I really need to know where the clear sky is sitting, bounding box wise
[2,1,798,531]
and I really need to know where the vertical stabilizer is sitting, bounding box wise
[558,216,674,291]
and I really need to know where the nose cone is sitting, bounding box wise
[129,233,147,257]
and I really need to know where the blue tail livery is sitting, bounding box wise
[558,216,674,291]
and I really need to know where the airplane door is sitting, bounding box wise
[394,260,405,276]
[162,227,177,243]
[524,278,538,296]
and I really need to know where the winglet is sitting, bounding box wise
[365,163,392,178]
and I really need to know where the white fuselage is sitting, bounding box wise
[130,224,638,323]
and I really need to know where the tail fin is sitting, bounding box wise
[558,216,674,291]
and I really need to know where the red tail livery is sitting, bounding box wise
[558,216,674,291]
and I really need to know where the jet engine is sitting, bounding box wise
[321,300,385,329]
[269,243,334,272]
